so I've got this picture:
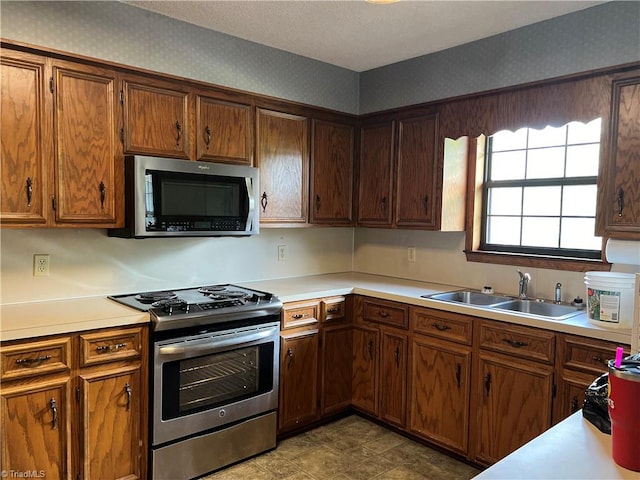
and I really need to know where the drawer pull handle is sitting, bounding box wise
[175,120,182,146]
[99,181,106,210]
[591,355,606,365]
[124,383,132,411]
[26,177,33,207]
[502,338,528,348]
[570,396,579,413]
[260,192,268,212]
[291,313,309,320]
[377,310,390,318]
[15,355,52,365]
[394,346,400,367]
[287,347,293,367]
[368,339,375,360]
[205,126,211,149]
[50,397,58,430]
[455,363,462,388]
[484,373,492,396]
[96,342,127,353]
[617,188,624,217]
[432,322,451,332]
[327,307,340,314]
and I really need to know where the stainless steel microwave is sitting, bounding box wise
[109,156,259,238]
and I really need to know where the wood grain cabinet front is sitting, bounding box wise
[0,325,148,480]
[596,72,640,238]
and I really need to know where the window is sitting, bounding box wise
[481,119,602,260]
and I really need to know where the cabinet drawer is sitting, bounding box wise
[561,335,628,375]
[479,320,555,364]
[1,337,72,381]
[321,297,346,323]
[411,307,473,345]
[282,300,319,330]
[362,298,408,329]
[79,327,143,367]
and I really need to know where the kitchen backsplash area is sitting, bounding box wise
[0,227,354,304]
[353,228,640,304]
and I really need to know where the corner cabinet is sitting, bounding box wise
[256,108,309,224]
[357,111,464,230]
[1,50,123,228]
[596,73,640,238]
[0,325,148,480]
[121,75,191,159]
[310,119,355,225]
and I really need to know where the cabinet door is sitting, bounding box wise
[320,324,352,416]
[196,95,253,165]
[351,325,379,416]
[357,121,394,226]
[79,365,144,480]
[310,119,355,225]
[122,78,190,159]
[597,75,640,237]
[1,377,71,479]
[554,369,596,425]
[0,50,50,225]
[395,114,438,228]
[379,328,407,428]
[279,330,319,432]
[408,335,471,455]
[256,108,308,223]
[53,62,122,225]
[473,351,554,465]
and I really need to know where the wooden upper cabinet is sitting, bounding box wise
[357,121,395,226]
[396,114,438,228]
[195,93,253,165]
[256,108,308,223]
[121,76,191,159]
[0,50,50,226]
[596,73,640,238]
[53,62,122,225]
[310,119,355,225]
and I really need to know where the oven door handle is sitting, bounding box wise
[157,328,276,357]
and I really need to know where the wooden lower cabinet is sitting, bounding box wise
[408,334,471,455]
[320,323,353,416]
[0,326,147,480]
[279,329,320,432]
[472,350,554,465]
[351,324,379,416]
[1,377,72,478]
[379,327,407,427]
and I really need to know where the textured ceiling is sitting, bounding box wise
[123,1,605,72]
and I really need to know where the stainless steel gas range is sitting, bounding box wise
[109,285,283,480]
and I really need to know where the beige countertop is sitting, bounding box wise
[0,272,632,345]
[473,412,639,479]
[0,296,149,342]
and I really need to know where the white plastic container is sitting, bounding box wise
[585,272,635,329]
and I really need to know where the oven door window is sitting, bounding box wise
[161,342,274,420]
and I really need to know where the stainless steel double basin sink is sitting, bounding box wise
[424,290,584,321]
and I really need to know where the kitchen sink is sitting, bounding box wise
[425,290,513,306]
[425,290,585,321]
[492,299,584,320]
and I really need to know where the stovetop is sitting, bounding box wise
[109,284,282,332]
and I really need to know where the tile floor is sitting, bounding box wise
[203,415,482,480]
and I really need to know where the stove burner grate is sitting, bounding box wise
[198,285,228,294]
[135,291,177,304]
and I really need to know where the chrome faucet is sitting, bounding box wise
[517,270,531,299]
[554,282,562,304]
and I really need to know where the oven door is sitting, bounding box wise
[153,322,280,446]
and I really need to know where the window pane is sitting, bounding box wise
[487,216,521,245]
[561,218,601,250]
[526,147,565,178]
[528,125,567,148]
[488,187,522,215]
[566,144,600,177]
[522,217,559,248]
[489,151,526,180]
[491,128,527,151]
[567,119,601,145]
[523,186,561,216]
[562,185,597,216]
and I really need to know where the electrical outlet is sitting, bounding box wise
[34,254,50,276]
[277,245,287,261]
[407,247,416,263]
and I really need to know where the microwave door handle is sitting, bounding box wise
[158,328,276,357]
